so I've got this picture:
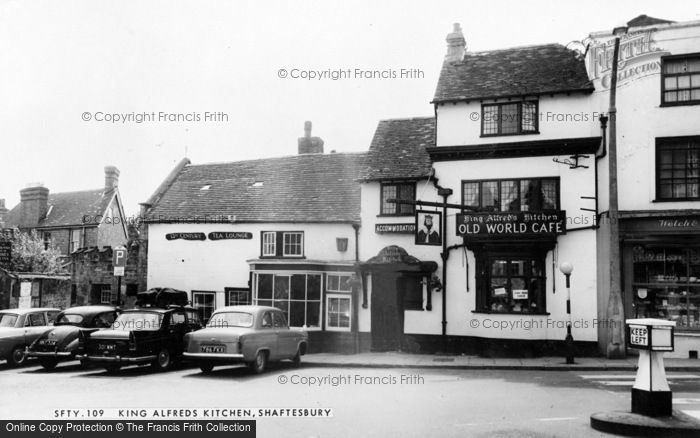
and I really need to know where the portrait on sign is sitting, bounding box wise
[415,210,442,246]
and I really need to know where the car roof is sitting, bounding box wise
[0,307,60,315]
[60,306,117,315]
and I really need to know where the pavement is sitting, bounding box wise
[303,351,700,371]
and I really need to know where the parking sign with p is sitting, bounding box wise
[113,245,127,276]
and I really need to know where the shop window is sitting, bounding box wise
[70,228,82,253]
[260,231,304,258]
[476,256,546,313]
[462,178,559,212]
[326,295,351,331]
[254,273,321,328]
[192,291,216,323]
[481,101,538,136]
[30,282,41,307]
[225,287,251,306]
[631,246,700,330]
[380,182,415,216]
[656,137,700,201]
[327,274,352,292]
[661,54,700,105]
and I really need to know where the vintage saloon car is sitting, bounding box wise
[183,305,308,374]
[0,307,60,366]
[26,305,118,370]
[79,288,202,373]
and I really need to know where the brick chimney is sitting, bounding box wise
[445,23,466,63]
[0,199,8,226]
[104,165,120,192]
[298,121,324,154]
[18,185,49,228]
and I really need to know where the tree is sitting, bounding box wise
[7,228,63,274]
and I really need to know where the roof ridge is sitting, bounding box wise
[186,152,367,168]
[465,42,566,56]
[378,116,435,123]
[49,188,105,196]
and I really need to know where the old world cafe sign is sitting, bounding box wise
[456,212,567,239]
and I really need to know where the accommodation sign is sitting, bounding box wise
[208,232,253,240]
[456,211,566,239]
[375,223,416,234]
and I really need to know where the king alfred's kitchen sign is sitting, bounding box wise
[457,211,566,239]
[166,232,253,241]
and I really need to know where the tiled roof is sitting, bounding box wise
[627,14,674,28]
[360,117,435,181]
[146,153,365,223]
[5,189,115,229]
[433,44,593,103]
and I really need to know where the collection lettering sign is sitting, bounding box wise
[375,223,416,234]
[165,233,206,241]
[208,232,253,240]
[456,211,566,239]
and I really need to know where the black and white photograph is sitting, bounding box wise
[1,1,700,437]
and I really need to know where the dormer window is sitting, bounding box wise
[481,101,538,136]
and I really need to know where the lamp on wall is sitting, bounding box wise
[422,274,442,292]
[336,237,348,252]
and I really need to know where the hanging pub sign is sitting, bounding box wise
[165,232,206,241]
[375,223,416,234]
[208,231,253,240]
[0,241,12,269]
[415,210,442,246]
[456,211,566,240]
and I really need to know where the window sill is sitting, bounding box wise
[376,214,415,218]
[652,198,700,203]
[659,101,700,108]
[480,131,540,138]
[471,310,550,316]
[258,256,306,259]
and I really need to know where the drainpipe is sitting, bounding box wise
[431,174,453,353]
[352,224,360,262]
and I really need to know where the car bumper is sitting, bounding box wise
[25,350,73,358]
[76,354,157,364]
[183,352,245,363]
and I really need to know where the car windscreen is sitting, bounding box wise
[207,311,253,328]
[0,313,19,327]
[55,314,84,325]
[111,312,163,331]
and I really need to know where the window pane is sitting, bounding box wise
[521,102,537,132]
[665,91,678,102]
[257,274,273,299]
[274,275,289,300]
[463,182,480,208]
[665,77,678,90]
[500,104,518,134]
[307,275,321,300]
[678,90,691,101]
[291,274,306,300]
[306,302,320,327]
[381,185,397,214]
[289,301,305,327]
[500,180,519,211]
[689,58,700,72]
[482,105,498,135]
[398,184,416,214]
[481,181,499,210]
[541,179,558,209]
[491,260,508,276]
[678,76,691,89]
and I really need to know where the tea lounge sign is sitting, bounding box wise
[165,232,253,241]
[456,211,566,239]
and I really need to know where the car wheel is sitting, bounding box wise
[249,351,267,374]
[199,363,214,374]
[104,363,121,374]
[39,358,58,370]
[153,348,172,371]
[292,348,301,367]
[79,359,90,369]
[9,346,26,367]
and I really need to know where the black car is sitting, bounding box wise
[26,305,119,370]
[78,289,202,373]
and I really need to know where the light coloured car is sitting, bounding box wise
[0,307,60,366]
[183,305,308,374]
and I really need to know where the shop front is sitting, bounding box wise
[620,211,700,358]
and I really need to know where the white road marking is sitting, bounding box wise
[579,374,700,379]
[537,417,578,422]
[674,398,700,404]
[683,411,700,420]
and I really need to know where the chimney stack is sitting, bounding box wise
[0,199,8,227]
[445,23,466,63]
[105,165,120,191]
[297,121,324,154]
[18,185,49,228]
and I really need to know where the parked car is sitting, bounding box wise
[26,305,119,370]
[183,305,308,374]
[78,290,202,373]
[0,307,61,366]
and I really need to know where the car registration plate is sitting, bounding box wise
[201,345,225,353]
[99,343,116,351]
[40,339,57,346]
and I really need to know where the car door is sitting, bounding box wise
[23,312,49,345]
[259,311,278,360]
[273,311,296,358]
[169,311,189,355]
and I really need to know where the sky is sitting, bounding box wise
[1,0,699,216]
